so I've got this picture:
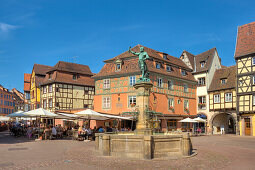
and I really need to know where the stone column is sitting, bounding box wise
[134,82,153,135]
[102,135,110,156]
[95,133,99,150]
[182,133,191,156]
[143,135,153,159]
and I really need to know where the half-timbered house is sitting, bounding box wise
[93,45,197,131]
[30,64,52,110]
[235,21,255,136]
[208,66,237,134]
[40,61,95,113]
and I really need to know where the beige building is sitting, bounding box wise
[180,48,222,133]
[234,21,255,136]
[40,61,95,113]
[208,66,237,134]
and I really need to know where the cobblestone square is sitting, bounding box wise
[1,131,255,170]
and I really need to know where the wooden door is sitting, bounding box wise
[244,118,251,136]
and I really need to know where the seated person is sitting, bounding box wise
[98,126,105,133]
[52,126,57,137]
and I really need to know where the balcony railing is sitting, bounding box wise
[198,103,206,110]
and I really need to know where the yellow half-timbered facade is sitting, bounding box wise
[208,66,237,134]
[29,64,52,110]
[235,21,255,136]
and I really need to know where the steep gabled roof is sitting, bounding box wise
[33,64,52,76]
[104,44,191,70]
[184,50,196,69]
[24,73,31,92]
[235,21,255,58]
[181,48,219,74]
[195,48,217,73]
[41,61,95,87]
[48,61,93,76]
[208,66,236,92]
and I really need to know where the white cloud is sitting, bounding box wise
[0,22,17,33]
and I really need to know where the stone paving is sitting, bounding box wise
[0,131,255,170]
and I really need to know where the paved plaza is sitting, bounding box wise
[0,131,255,170]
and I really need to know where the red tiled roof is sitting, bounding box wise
[41,62,95,87]
[48,61,93,76]
[104,45,191,70]
[24,73,31,82]
[235,21,255,58]
[93,56,196,82]
[33,64,52,75]
[208,66,236,92]
[24,73,31,91]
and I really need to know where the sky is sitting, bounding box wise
[0,0,254,92]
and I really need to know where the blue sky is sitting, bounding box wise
[0,0,254,91]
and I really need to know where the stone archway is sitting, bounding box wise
[209,112,237,135]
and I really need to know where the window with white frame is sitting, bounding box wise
[184,84,188,92]
[49,85,53,93]
[198,96,206,104]
[253,76,255,84]
[49,98,53,108]
[214,94,220,103]
[130,76,136,86]
[128,96,136,107]
[43,86,47,94]
[43,100,47,109]
[168,80,173,90]
[221,78,227,84]
[184,100,189,108]
[225,93,232,102]
[253,57,255,65]
[168,98,174,109]
[103,97,111,109]
[253,95,255,105]
[157,78,163,88]
[198,77,205,86]
[103,79,110,89]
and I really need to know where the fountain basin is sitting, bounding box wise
[95,133,192,159]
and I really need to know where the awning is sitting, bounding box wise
[6,111,28,118]
[24,108,58,117]
[179,118,197,123]
[75,109,132,120]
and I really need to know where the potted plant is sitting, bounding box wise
[130,103,136,107]
[169,106,175,112]
[184,107,189,113]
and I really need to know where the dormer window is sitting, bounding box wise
[200,61,205,68]
[49,73,52,80]
[156,62,161,69]
[221,78,227,84]
[73,74,79,80]
[116,63,121,71]
[114,59,122,72]
[163,54,167,60]
[166,65,172,72]
[181,69,187,76]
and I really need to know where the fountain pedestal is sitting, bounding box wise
[95,81,194,159]
[133,82,153,135]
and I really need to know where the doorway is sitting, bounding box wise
[244,118,251,136]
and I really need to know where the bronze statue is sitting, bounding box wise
[129,46,150,82]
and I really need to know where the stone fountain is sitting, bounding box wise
[95,47,193,159]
